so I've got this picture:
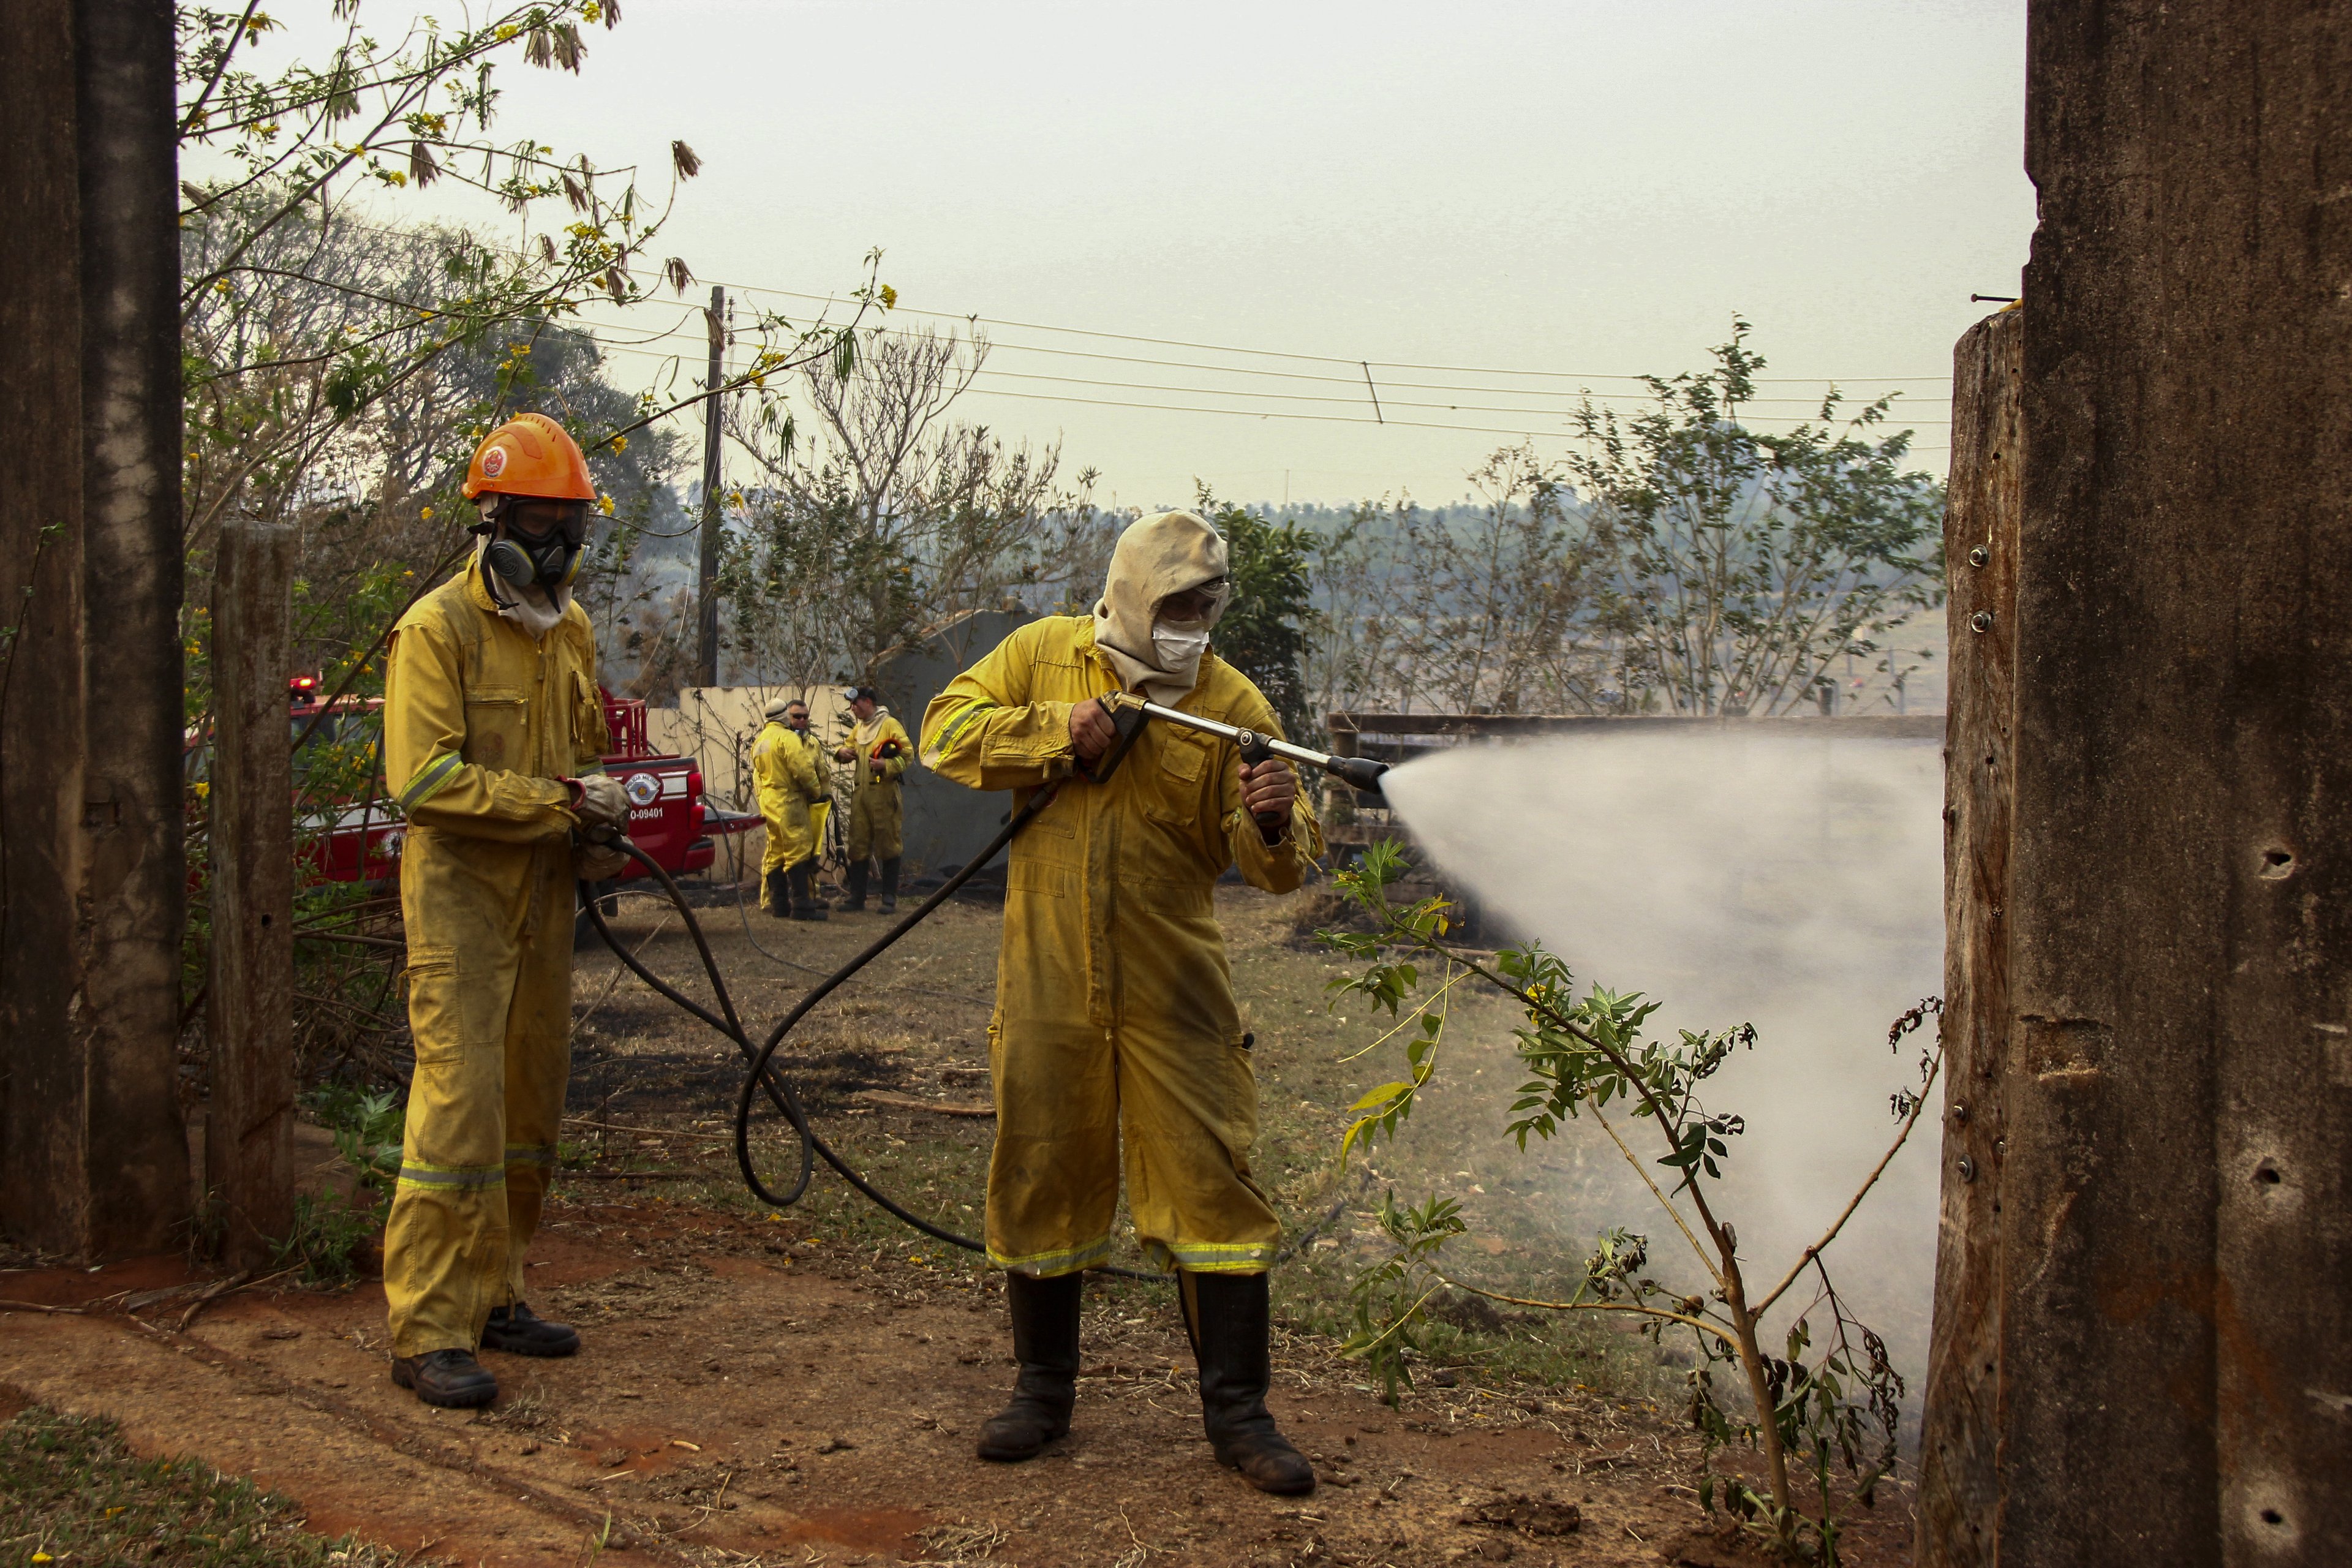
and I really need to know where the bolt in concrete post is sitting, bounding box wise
[207,520,298,1267]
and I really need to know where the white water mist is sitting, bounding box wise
[1379,728,1943,1365]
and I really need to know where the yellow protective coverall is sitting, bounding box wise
[804,728,834,861]
[921,617,1322,1276]
[753,719,827,908]
[381,559,606,1357]
[845,708,913,862]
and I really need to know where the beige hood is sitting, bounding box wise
[1091,510,1231,702]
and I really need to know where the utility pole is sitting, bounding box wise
[695,285,726,688]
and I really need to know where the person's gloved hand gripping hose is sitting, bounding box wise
[567,772,628,834]
[566,772,631,878]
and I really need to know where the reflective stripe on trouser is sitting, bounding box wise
[383,832,575,1357]
[847,783,902,862]
[986,1011,1280,1278]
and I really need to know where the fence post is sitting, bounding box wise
[1914,305,2019,1566]
[207,519,297,1267]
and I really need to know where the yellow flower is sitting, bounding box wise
[582,0,602,20]
[880,284,899,309]
[597,495,615,516]
[608,434,628,452]
[420,505,434,520]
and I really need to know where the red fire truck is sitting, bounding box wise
[284,677,757,888]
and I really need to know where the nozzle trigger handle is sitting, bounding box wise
[1079,697,1150,784]
[1234,729,1287,836]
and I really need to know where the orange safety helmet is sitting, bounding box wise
[462,412,597,502]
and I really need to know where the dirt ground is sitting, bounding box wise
[0,883,1919,1567]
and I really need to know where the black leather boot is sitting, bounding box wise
[787,861,829,921]
[764,865,791,919]
[879,856,901,913]
[975,1272,1081,1462]
[1181,1271,1316,1494]
[391,1348,499,1408]
[480,1302,581,1357]
[843,859,869,912]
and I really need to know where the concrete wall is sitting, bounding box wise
[874,608,1038,876]
[1919,4,2352,1560]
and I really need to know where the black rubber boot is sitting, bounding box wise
[843,859,869,912]
[879,856,901,913]
[788,862,829,921]
[764,866,792,919]
[480,1302,581,1358]
[1182,1272,1316,1494]
[391,1348,499,1408]
[976,1272,1082,1462]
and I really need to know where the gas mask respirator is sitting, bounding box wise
[481,497,587,594]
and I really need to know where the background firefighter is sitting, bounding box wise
[753,696,831,921]
[920,510,1324,1495]
[835,685,913,913]
[377,413,630,1408]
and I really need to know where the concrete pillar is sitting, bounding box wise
[208,522,297,1266]
[1919,4,2352,1561]
[0,0,189,1259]
[1916,306,2019,1566]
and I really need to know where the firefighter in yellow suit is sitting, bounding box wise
[921,511,1323,1494]
[379,413,631,1409]
[753,695,830,921]
[834,685,913,912]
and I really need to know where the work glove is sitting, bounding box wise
[574,839,631,883]
[570,772,628,834]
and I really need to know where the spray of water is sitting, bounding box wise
[1379,728,1943,1366]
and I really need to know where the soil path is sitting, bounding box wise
[0,1210,1771,1568]
[0,889,1920,1566]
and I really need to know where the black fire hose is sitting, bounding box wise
[578,816,1046,1254]
[576,702,1388,1272]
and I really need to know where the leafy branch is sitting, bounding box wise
[1318,838,1942,1564]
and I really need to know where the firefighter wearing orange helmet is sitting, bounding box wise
[379,413,628,1407]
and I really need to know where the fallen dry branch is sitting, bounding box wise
[855,1090,994,1118]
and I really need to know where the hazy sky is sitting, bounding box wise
[249,1,2034,508]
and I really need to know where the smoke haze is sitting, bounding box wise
[1379,729,1944,1363]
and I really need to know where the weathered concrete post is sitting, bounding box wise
[0,0,190,1258]
[207,522,297,1265]
[1918,3,2352,1561]
[1917,307,2020,1566]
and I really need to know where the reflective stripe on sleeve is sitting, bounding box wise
[921,699,998,768]
[397,750,465,813]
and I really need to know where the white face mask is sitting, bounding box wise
[1151,622,1211,671]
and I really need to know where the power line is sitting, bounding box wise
[570,308,1951,409]
[701,277,1953,386]
[952,382,1950,451]
[586,330,1949,426]
[961,365,1953,424]
[580,331,1953,449]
